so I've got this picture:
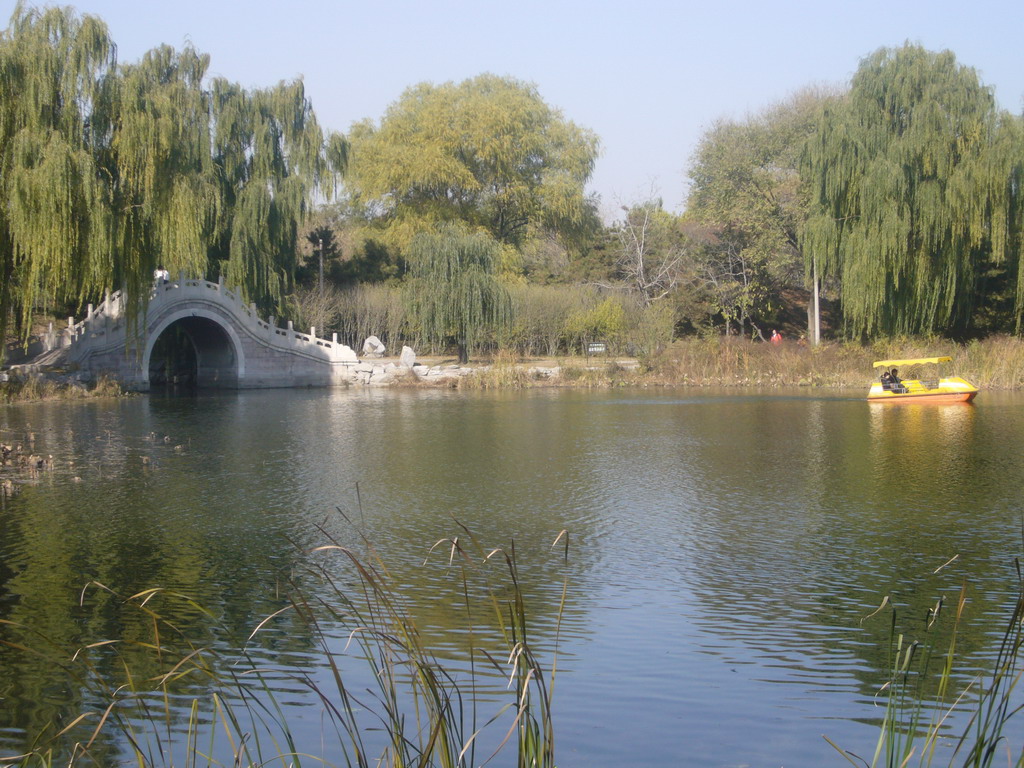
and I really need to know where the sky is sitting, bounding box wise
[6,0,1024,220]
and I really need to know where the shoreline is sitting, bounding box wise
[5,335,1024,402]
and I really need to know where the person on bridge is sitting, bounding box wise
[154,266,169,284]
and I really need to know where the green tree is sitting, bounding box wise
[0,3,115,342]
[209,78,342,316]
[347,74,600,255]
[405,226,510,363]
[688,88,837,340]
[0,3,345,346]
[105,43,217,306]
[304,225,339,292]
[973,114,1024,332]
[685,222,777,337]
[801,44,1018,338]
[564,296,627,351]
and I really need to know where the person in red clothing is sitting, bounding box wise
[770,329,782,345]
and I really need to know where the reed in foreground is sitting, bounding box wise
[0,520,569,768]
[827,565,1024,767]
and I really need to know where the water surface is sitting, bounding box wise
[1,387,1022,766]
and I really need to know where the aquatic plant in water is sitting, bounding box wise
[0,517,567,768]
[827,562,1024,767]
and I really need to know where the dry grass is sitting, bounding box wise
[429,336,1024,392]
[457,350,537,390]
[640,336,1024,390]
[0,374,126,404]
[956,336,1024,389]
[429,335,1024,392]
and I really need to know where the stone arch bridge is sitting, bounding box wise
[54,276,360,390]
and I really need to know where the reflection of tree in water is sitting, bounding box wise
[303,389,602,667]
[675,397,1021,714]
[0,418,321,760]
[339,530,575,675]
[0,394,541,760]
[5,389,1023,763]
[0,398,582,762]
[0,500,315,761]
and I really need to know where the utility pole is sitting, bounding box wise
[318,236,324,296]
[812,256,821,345]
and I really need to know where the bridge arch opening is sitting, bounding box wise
[147,315,240,389]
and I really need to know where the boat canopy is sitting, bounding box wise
[872,356,952,368]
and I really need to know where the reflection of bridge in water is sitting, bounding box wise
[55,276,359,390]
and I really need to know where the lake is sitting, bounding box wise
[1,387,1022,766]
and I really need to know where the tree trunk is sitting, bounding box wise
[812,258,821,345]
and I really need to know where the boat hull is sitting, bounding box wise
[867,390,977,404]
[867,376,978,404]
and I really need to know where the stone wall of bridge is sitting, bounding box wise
[61,276,360,390]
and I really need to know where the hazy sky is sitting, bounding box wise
[7,0,1023,219]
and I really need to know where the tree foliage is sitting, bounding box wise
[564,296,627,349]
[210,78,337,314]
[347,74,600,255]
[687,88,837,334]
[107,44,217,308]
[0,3,343,344]
[404,226,510,363]
[612,199,687,307]
[0,3,115,340]
[801,44,1020,337]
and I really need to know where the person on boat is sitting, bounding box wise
[890,368,908,394]
[880,370,893,390]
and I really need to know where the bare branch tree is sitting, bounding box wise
[615,199,686,307]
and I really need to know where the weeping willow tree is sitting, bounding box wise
[210,79,344,316]
[104,43,218,309]
[0,3,346,347]
[0,2,115,343]
[405,226,511,363]
[801,44,1019,338]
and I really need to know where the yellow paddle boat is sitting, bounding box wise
[868,357,978,404]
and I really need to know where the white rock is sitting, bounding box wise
[400,346,417,369]
[362,335,386,357]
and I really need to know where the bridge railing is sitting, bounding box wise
[63,289,126,351]
[62,274,357,363]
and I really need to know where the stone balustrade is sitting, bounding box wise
[60,274,360,389]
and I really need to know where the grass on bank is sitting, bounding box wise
[0,520,567,768]
[0,373,125,404]
[7,331,1024,397]
[639,334,1024,389]
[457,334,1024,391]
